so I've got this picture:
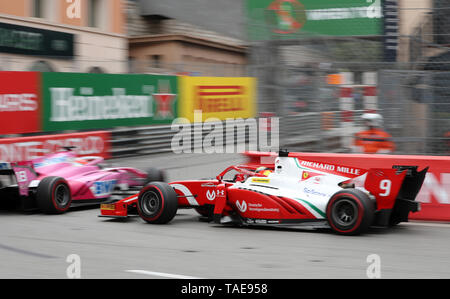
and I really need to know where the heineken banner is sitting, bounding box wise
[41,73,178,132]
[245,0,383,40]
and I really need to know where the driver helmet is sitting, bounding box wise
[255,167,273,176]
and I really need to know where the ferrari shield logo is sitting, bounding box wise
[301,171,321,181]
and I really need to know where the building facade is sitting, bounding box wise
[398,0,450,65]
[0,0,127,73]
[125,0,248,77]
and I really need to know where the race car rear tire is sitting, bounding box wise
[144,168,166,185]
[326,189,375,236]
[36,177,72,214]
[137,182,178,224]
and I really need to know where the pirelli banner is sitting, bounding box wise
[41,73,178,131]
[178,77,257,122]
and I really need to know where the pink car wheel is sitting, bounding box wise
[36,177,72,214]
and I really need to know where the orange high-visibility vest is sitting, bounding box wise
[354,129,396,154]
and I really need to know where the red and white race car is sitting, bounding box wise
[100,151,427,235]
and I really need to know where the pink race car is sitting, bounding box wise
[0,148,164,214]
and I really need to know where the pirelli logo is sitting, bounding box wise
[179,77,256,122]
[195,86,245,113]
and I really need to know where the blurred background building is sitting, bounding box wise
[0,0,127,73]
[125,0,248,76]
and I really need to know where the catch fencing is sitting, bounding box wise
[247,2,450,156]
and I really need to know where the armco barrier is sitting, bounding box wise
[244,151,450,222]
[109,119,346,158]
[110,125,176,157]
[0,131,111,162]
[110,120,255,158]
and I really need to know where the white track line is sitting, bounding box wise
[126,270,203,279]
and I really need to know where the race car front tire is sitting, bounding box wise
[137,182,178,224]
[36,177,72,214]
[326,189,375,236]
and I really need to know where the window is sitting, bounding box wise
[33,0,53,20]
[89,0,101,28]
[128,56,136,73]
[88,66,105,73]
[433,0,450,45]
[33,0,43,18]
[29,60,55,72]
[150,55,162,68]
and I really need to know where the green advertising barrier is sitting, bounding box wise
[245,0,383,40]
[42,73,178,132]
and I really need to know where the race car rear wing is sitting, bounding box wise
[0,162,13,173]
[0,162,38,196]
[368,165,428,227]
[393,165,428,201]
[389,165,428,225]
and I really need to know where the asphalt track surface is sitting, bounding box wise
[1,153,450,279]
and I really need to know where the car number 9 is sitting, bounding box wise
[379,179,391,197]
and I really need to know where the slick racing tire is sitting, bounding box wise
[36,177,72,214]
[144,168,166,185]
[137,182,178,224]
[326,189,375,236]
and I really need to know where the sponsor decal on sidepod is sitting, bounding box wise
[90,180,117,197]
